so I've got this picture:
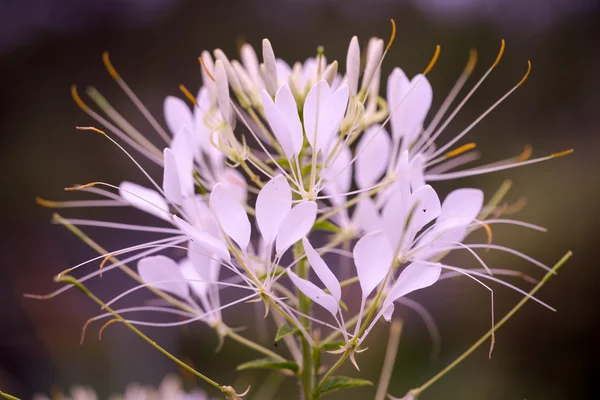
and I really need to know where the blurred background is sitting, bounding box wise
[1,0,599,399]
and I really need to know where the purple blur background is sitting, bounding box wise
[1,0,599,399]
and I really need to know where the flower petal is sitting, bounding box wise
[287,270,338,316]
[354,196,383,234]
[210,183,251,251]
[256,175,292,245]
[261,87,300,159]
[163,148,183,205]
[275,201,317,257]
[383,261,441,310]
[353,231,394,300]
[138,255,188,299]
[355,124,391,189]
[303,80,332,153]
[172,215,230,262]
[164,96,193,136]
[409,184,441,233]
[119,181,170,221]
[302,237,341,301]
[438,188,484,229]
[275,84,303,155]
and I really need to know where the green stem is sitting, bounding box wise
[314,349,351,396]
[225,328,286,362]
[295,243,314,400]
[0,391,20,400]
[57,275,222,389]
[409,251,572,398]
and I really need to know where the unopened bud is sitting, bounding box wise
[361,37,384,92]
[346,36,360,96]
[262,39,278,96]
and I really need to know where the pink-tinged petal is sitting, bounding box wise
[438,188,484,229]
[302,237,341,301]
[354,231,393,300]
[164,96,193,136]
[321,145,352,212]
[402,74,432,147]
[303,80,333,153]
[381,183,409,250]
[220,168,248,203]
[275,84,303,155]
[355,124,391,189]
[322,84,350,154]
[256,175,292,245]
[180,258,208,299]
[346,36,360,96]
[383,261,441,310]
[275,201,317,257]
[387,68,410,141]
[382,303,395,322]
[261,89,296,159]
[353,196,383,234]
[138,255,188,299]
[163,148,183,205]
[210,183,251,251]
[170,127,195,198]
[119,181,170,221]
[287,270,338,316]
[410,185,441,233]
[172,215,230,262]
[276,59,292,87]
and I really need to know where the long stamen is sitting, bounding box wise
[102,51,171,143]
[71,85,163,165]
[426,149,573,181]
[429,60,532,159]
[420,40,506,156]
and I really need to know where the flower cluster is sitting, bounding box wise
[35,22,571,399]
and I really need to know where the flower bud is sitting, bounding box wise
[262,38,278,96]
[346,36,360,96]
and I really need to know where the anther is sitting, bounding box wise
[179,84,199,106]
[386,18,397,52]
[102,51,120,80]
[423,45,441,75]
[444,142,477,158]
[76,126,106,135]
[70,84,89,112]
[550,149,574,158]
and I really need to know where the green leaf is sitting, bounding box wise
[320,341,346,352]
[275,324,298,342]
[312,220,341,233]
[236,357,299,373]
[319,376,373,395]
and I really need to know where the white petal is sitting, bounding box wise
[403,74,432,146]
[210,183,251,251]
[355,124,391,189]
[261,88,298,159]
[164,96,193,136]
[163,148,183,205]
[262,39,278,96]
[382,303,395,322]
[324,84,350,153]
[180,258,208,299]
[170,127,196,198]
[303,80,332,153]
[409,185,441,233]
[383,261,441,309]
[346,36,360,96]
[353,231,393,300]
[287,270,338,316]
[387,68,410,141]
[353,196,383,234]
[138,255,188,299]
[322,144,352,201]
[215,60,231,124]
[275,84,303,155]
[302,237,341,301]
[256,175,292,245]
[275,201,317,257]
[381,183,409,250]
[172,215,230,262]
[438,188,484,229]
[119,181,170,221]
[241,43,263,86]
[219,168,248,203]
